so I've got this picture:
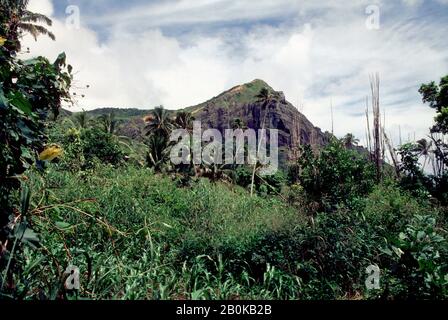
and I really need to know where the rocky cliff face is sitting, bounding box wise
[184,79,331,165]
[86,79,333,166]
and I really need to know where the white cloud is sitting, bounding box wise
[22,0,448,148]
[401,0,424,6]
[402,0,448,5]
[27,0,54,16]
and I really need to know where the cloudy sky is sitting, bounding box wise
[23,0,448,146]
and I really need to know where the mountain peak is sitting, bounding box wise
[248,78,272,88]
[222,79,274,97]
[238,79,275,93]
[185,79,277,113]
[182,79,329,166]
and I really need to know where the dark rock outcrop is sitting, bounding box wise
[74,80,333,167]
[184,79,331,165]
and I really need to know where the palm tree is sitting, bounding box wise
[174,111,194,133]
[250,88,276,196]
[414,138,433,171]
[228,118,249,172]
[256,88,274,128]
[1,0,55,52]
[74,110,89,129]
[144,106,174,138]
[146,134,170,171]
[342,133,360,149]
[98,112,119,134]
[231,118,247,130]
[144,107,175,171]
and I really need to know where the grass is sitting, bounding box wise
[6,164,446,300]
[18,164,305,300]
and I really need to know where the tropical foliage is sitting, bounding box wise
[0,1,71,296]
[0,0,55,52]
[1,0,447,302]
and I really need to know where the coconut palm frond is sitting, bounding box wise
[18,23,55,41]
[342,133,360,149]
[74,110,89,129]
[145,107,174,137]
[22,11,52,26]
[174,111,194,132]
[1,0,55,51]
[256,88,271,102]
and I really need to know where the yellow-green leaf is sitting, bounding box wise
[39,145,63,161]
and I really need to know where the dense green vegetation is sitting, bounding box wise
[1,1,447,301]
[4,159,446,299]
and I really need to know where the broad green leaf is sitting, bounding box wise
[55,221,72,230]
[0,87,8,110]
[54,52,67,67]
[20,146,33,161]
[23,58,40,66]
[17,120,35,143]
[22,228,40,243]
[417,231,426,241]
[392,246,404,258]
[380,247,393,256]
[20,184,31,215]
[15,223,40,248]
[9,92,32,115]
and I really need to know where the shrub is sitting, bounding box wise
[362,182,431,235]
[233,166,286,196]
[379,214,448,299]
[81,127,124,167]
[49,125,125,171]
[1,34,72,298]
[289,141,376,211]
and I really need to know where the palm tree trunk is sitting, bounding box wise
[250,101,270,197]
[370,74,381,182]
[365,97,372,159]
[383,131,400,178]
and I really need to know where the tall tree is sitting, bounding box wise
[145,106,174,138]
[144,107,174,170]
[146,134,169,171]
[74,110,89,129]
[231,118,247,130]
[98,111,119,134]
[0,0,55,53]
[256,88,274,129]
[370,73,382,182]
[419,75,448,135]
[174,111,194,133]
[250,88,275,196]
[342,133,359,149]
[419,75,448,175]
[414,138,432,171]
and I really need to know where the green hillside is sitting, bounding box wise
[184,79,275,114]
[63,107,153,120]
